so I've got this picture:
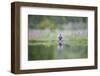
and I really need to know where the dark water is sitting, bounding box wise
[28,42,88,60]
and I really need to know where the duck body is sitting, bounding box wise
[58,34,63,48]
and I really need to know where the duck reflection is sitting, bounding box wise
[58,33,63,49]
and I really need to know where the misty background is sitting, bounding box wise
[28,15,88,60]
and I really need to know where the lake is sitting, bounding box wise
[28,40,88,60]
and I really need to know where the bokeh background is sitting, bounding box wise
[28,15,88,60]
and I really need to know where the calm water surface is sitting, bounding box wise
[28,40,88,60]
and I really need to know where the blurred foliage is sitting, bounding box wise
[28,15,88,30]
[67,35,87,46]
[28,15,88,60]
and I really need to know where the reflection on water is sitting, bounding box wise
[28,15,88,61]
[28,40,88,60]
[58,33,63,49]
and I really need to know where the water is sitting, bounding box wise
[28,40,88,60]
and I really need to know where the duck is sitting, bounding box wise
[58,34,62,40]
[58,33,63,48]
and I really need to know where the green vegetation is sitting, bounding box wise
[28,15,87,30]
[67,36,87,46]
[28,15,88,60]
